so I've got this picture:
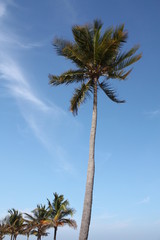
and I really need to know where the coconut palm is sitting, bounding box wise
[24,205,49,240]
[4,209,24,240]
[47,192,77,240]
[49,20,141,240]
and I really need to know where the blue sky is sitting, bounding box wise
[0,0,160,239]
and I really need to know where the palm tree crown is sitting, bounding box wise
[49,19,141,114]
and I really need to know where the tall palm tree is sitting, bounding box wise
[47,192,77,240]
[4,209,24,240]
[25,204,49,240]
[49,20,141,240]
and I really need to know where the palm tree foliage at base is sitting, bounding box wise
[1,193,77,240]
[24,205,50,240]
[49,19,141,240]
[4,209,24,240]
[47,193,77,240]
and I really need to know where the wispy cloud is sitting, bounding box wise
[0,55,76,174]
[0,1,45,50]
[144,109,160,118]
[0,2,76,174]
[0,28,45,50]
[0,56,51,112]
[0,0,17,19]
[137,196,150,204]
[0,2,6,17]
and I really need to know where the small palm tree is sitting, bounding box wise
[49,20,141,240]
[4,209,24,240]
[25,205,49,240]
[47,192,77,240]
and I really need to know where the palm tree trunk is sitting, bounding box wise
[79,78,97,240]
[54,227,57,240]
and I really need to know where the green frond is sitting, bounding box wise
[53,38,72,56]
[98,81,125,103]
[60,208,75,218]
[115,45,140,64]
[59,218,77,228]
[113,24,128,43]
[98,27,113,50]
[63,44,89,67]
[107,68,133,80]
[119,69,132,80]
[93,21,102,63]
[70,80,93,115]
[72,25,93,61]
[49,69,87,86]
[94,19,103,32]
[53,38,86,67]
[99,27,128,66]
[115,53,142,70]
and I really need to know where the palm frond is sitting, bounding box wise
[115,53,142,70]
[107,68,132,80]
[72,25,93,57]
[49,69,87,86]
[94,19,103,30]
[63,44,89,67]
[58,219,77,229]
[99,25,128,66]
[54,38,88,68]
[113,24,128,43]
[60,208,75,218]
[53,38,72,56]
[98,81,125,103]
[70,80,93,115]
[93,20,102,63]
[97,27,113,55]
[115,45,140,64]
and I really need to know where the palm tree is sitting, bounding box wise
[49,20,141,240]
[24,204,49,240]
[47,192,77,240]
[4,209,24,240]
